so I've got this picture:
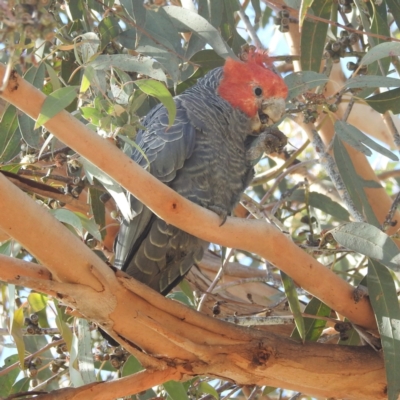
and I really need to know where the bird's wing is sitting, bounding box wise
[114,99,197,273]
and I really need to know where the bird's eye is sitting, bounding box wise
[254,87,263,97]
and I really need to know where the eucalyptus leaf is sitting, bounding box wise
[333,136,380,226]
[300,0,332,72]
[368,260,400,400]
[290,189,350,221]
[163,6,235,60]
[81,158,136,221]
[344,76,400,90]
[284,71,328,99]
[0,105,21,162]
[360,42,400,66]
[49,209,84,237]
[281,271,305,342]
[291,297,330,342]
[331,222,400,271]
[300,0,315,26]
[365,89,400,114]
[24,63,45,89]
[163,380,189,400]
[335,120,398,161]
[18,113,41,149]
[135,79,176,126]
[90,54,167,83]
[28,293,48,312]
[36,86,79,129]
[73,319,96,385]
[0,354,20,396]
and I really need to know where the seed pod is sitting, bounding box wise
[348,32,359,45]
[342,4,352,13]
[110,355,121,369]
[331,41,342,52]
[30,313,39,325]
[328,103,338,112]
[26,324,36,334]
[279,24,290,33]
[273,16,282,25]
[28,367,38,378]
[280,9,290,18]
[347,61,357,71]
[280,17,289,26]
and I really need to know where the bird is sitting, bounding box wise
[114,49,288,295]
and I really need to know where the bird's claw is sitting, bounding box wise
[261,127,288,154]
[209,205,229,226]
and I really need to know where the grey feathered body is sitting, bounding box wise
[114,67,259,294]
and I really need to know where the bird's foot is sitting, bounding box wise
[209,205,229,226]
[260,127,288,154]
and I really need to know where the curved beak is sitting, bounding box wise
[259,97,286,126]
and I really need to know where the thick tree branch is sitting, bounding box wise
[32,367,183,400]
[0,64,376,330]
[0,64,388,398]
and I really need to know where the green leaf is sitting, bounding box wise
[163,380,189,400]
[290,190,350,221]
[284,71,328,99]
[122,356,144,376]
[386,0,400,32]
[163,6,235,60]
[0,354,20,395]
[291,297,331,341]
[49,209,84,237]
[300,0,333,72]
[76,212,102,241]
[90,54,167,83]
[281,271,305,342]
[360,42,400,66]
[11,308,25,368]
[365,89,400,114]
[28,293,48,312]
[198,382,219,399]
[178,279,196,306]
[345,76,400,90]
[368,260,400,400]
[24,63,46,90]
[251,0,262,23]
[54,300,73,351]
[45,63,62,91]
[300,0,315,26]
[190,49,225,70]
[335,120,398,161]
[331,222,400,272]
[70,319,96,385]
[120,0,146,45]
[10,377,31,394]
[0,105,21,162]
[333,136,380,226]
[136,35,181,83]
[35,86,79,129]
[89,187,106,234]
[18,113,41,149]
[81,158,136,221]
[66,0,84,21]
[135,79,176,126]
[98,16,122,51]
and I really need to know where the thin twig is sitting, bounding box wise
[260,160,316,205]
[382,191,400,231]
[0,338,65,377]
[342,97,355,122]
[310,129,365,222]
[236,0,263,49]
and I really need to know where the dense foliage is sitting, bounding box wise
[1,0,400,399]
